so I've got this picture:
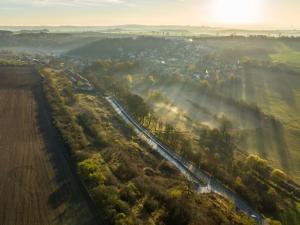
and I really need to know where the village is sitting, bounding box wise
[63,36,244,83]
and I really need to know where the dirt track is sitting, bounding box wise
[0,67,99,225]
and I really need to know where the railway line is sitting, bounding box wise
[106,96,265,225]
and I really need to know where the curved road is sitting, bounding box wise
[106,96,265,225]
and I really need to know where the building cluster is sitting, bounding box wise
[108,38,244,81]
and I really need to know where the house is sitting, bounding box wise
[192,73,201,80]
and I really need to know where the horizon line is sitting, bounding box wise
[0,24,300,31]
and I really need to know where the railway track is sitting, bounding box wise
[106,96,265,225]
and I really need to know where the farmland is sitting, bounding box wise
[0,66,98,225]
[1,34,299,225]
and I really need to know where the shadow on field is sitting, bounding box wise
[48,182,72,209]
[31,69,103,225]
[255,127,268,158]
[270,119,291,171]
[275,82,296,107]
[254,115,291,171]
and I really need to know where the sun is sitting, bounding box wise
[215,0,262,25]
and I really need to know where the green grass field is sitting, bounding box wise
[271,50,300,71]
[238,68,300,181]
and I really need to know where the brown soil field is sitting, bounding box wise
[0,67,100,225]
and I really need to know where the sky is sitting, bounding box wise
[1,0,300,29]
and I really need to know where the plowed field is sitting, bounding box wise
[0,67,99,225]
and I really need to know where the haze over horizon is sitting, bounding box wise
[1,0,300,29]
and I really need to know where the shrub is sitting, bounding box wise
[92,185,130,223]
[163,195,192,225]
[120,182,140,205]
[158,161,179,176]
[270,169,287,183]
[77,112,107,148]
[114,160,139,182]
[246,154,269,175]
[78,157,106,187]
[144,197,159,213]
[115,213,134,225]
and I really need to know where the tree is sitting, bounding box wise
[246,155,269,177]
[179,138,193,159]
[125,94,149,122]
[120,182,140,205]
[199,127,234,162]
[270,169,287,184]
[164,195,192,225]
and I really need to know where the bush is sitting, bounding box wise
[144,197,159,213]
[78,157,106,187]
[115,213,134,225]
[246,154,269,175]
[42,74,89,151]
[92,185,130,224]
[120,182,140,205]
[158,161,179,176]
[163,195,192,225]
[77,112,107,148]
[114,160,139,182]
[270,169,287,183]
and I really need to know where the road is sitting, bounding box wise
[106,96,265,225]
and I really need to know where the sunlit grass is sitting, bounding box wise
[270,50,300,70]
[242,68,300,181]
